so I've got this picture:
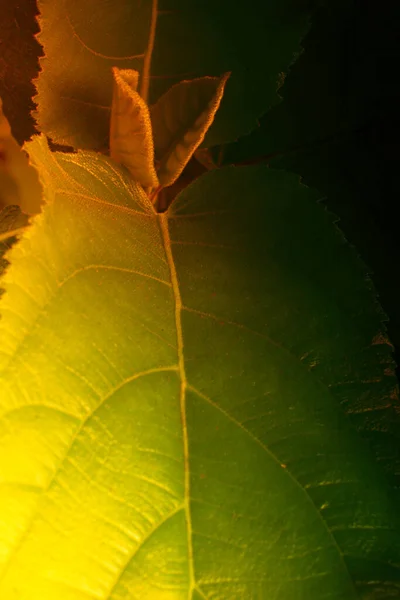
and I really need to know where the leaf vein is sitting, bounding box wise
[59,264,171,288]
[103,505,185,599]
[65,10,145,61]
[160,213,195,598]
[0,366,179,582]
[187,383,357,593]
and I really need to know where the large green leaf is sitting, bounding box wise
[33,0,311,151]
[0,136,399,598]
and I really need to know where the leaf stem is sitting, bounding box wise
[140,0,158,103]
[149,184,162,207]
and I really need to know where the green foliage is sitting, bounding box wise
[109,68,229,192]
[0,1,399,598]
[0,135,399,598]
[207,0,395,169]
[34,0,311,151]
[269,131,400,373]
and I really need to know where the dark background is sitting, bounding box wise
[1,0,399,375]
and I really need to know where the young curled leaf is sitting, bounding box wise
[110,67,159,189]
[118,69,139,93]
[150,72,230,187]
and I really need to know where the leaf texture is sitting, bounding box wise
[0,137,399,598]
[110,67,158,189]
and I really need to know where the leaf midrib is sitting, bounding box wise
[159,212,195,595]
[162,208,359,598]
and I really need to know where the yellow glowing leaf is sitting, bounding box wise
[110,67,159,189]
[0,135,399,599]
[150,73,230,187]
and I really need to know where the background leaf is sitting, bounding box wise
[0,205,29,286]
[197,0,400,380]
[0,0,42,146]
[210,0,398,168]
[268,130,400,380]
[33,0,312,151]
[0,97,43,214]
[0,139,399,597]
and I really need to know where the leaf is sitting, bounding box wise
[269,133,400,418]
[110,67,158,189]
[150,73,229,187]
[0,205,29,245]
[0,137,399,598]
[0,0,41,145]
[0,205,30,285]
[194,147,219,171]
[33,0,312,151]
[210,0,387,168]
[0,97,43,215]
